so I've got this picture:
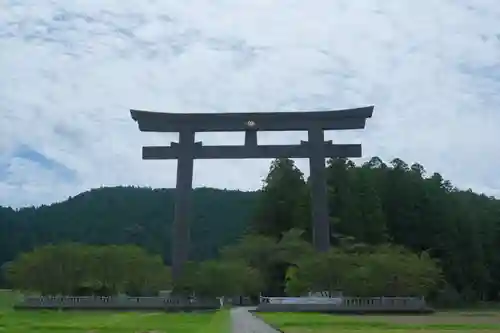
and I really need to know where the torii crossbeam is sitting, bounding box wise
[130,106,374,283]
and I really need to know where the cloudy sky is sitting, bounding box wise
[1,0,499,208]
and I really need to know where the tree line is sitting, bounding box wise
[1,156,499,304]
[2,230,441,300]
[251,157,500,303]
[3,243,171,296]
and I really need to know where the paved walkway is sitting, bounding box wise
[230,307,280,333]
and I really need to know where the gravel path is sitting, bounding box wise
[230,307,280,333]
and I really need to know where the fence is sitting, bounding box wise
[257,296,433,314]
[15,295,220,311]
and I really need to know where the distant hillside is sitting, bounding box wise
[0,187,257,275]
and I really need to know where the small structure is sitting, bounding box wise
[130,106,374,282]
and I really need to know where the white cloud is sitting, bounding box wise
[1,0,500,207]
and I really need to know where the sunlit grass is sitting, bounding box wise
[259,311,500,332]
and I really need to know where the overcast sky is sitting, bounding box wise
[1,0,499,208]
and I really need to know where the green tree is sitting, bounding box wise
[189,260,263,297]
[326,158,359,243]
[220,230,314,296]
[286,245,442,297]
[275,228,315,264]
[5,244,171,296]
[326,158,387,244]
[350,167,388,243]
[252,158,310,239]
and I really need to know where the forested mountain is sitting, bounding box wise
[1,156,500,302]
[0,187,256,283]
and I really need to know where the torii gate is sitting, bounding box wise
[130,106,374,282]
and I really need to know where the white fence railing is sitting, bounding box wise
[260,296,343,305]
[259,296,426,307]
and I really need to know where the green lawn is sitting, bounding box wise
[258,311,500,332]
[0,289,22,309]
[0,310,229,333]
[0,290,230,333]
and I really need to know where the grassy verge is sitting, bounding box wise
[0,289,22,309]
[0,311,229,333]
[206,309,231,333]
[0,290,230,332]
[258,311,500,332]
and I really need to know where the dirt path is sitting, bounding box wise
[230,307,279,333]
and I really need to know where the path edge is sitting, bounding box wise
[248,309,284,333]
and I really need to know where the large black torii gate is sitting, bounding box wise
[130,106,374,282]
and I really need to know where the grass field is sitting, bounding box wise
[0,289,22,309]
[0,290,229,333]
[259,311,500,332]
